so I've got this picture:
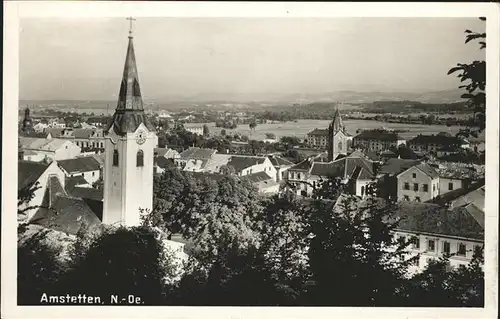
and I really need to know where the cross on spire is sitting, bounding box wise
[127,17,136,37]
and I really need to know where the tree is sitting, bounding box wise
[404,247,484,306]
[249,121,257,131]
[448,17,486,135]
[265,132,276,140]
[221,129,226,137]
[305,195,414,306]
[280,136,301,149]
[18,229,66,305]
[18,182,42,223]
[203,124,210,137]
[59,226,174,305]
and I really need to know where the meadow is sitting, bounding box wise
[185,119,464,141]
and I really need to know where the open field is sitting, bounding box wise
[185,119,464,141]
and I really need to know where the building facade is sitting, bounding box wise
[397,163,440,202]
[408,133,469,153]
[353,129,405,152]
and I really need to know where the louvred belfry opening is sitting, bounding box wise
[105,28,155,136]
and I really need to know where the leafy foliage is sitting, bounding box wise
[18,229,66,305]
[448,18,486,134]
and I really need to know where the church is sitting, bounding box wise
[19,22,157,233]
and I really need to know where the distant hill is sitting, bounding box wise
[20,88,466,113]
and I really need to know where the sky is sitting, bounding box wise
[19,18,486,101]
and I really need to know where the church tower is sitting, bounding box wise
[327,103,349,161]
[22,107,33,134]
[103,19,158,227]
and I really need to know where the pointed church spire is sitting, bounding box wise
[105,18,155,136]
[331,101,344,133]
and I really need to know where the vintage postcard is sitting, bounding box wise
[2,1,499,319]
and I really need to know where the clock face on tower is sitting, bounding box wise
[136,129,146,145]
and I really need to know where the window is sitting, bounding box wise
[423,184,429,192]
[297,173,301,180]
[412,173,416,178]
[433,184,436,192]
[281,171,285,179]
[361,186,365,196]
[413,183,419,191]
[403,195,410,201]
[113,150,119,166]
[92,172,95,177]
[411,236,420,249]
[136,150,144,167]
[443,241,451,255]
[457,243,467,256]
[448,183,454,191]
[404,182,410,190]
[427,239,435,252]
[415,196,421,202]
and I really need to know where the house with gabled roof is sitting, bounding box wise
[57,156,101,185]
[226,155,277,181]
[19,137,81,162]
[174,147,217,172]
[397,163,440,202]
[267,155,294,181]
[242,171,280,194]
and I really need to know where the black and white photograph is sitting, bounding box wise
[2,1,499,318]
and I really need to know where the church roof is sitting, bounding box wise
[32,175,102,235]
[105,34,155,136]
[31,195,102,235]
[18,160,50,190]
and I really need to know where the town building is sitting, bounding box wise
[57,156,101,185]
[353,129,406,152]
[397,163,440,202]
[306,128,329,148]
[154,147,180,160]
[19,137,81,162]
[393,201,483,273]
[267,155,294,181]
[333,195,484,273]
[242,171,280,194]
[227,155,277,181]
[287,151,376,197]
[175,147,218,172]
[185,126,204,136]
[154,156,176,175]
[378,158,422,200]
[408,132,469,154]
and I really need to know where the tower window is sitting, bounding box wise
[113,150,119,166]
[338,141,343,151]
[136,150,144,167]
